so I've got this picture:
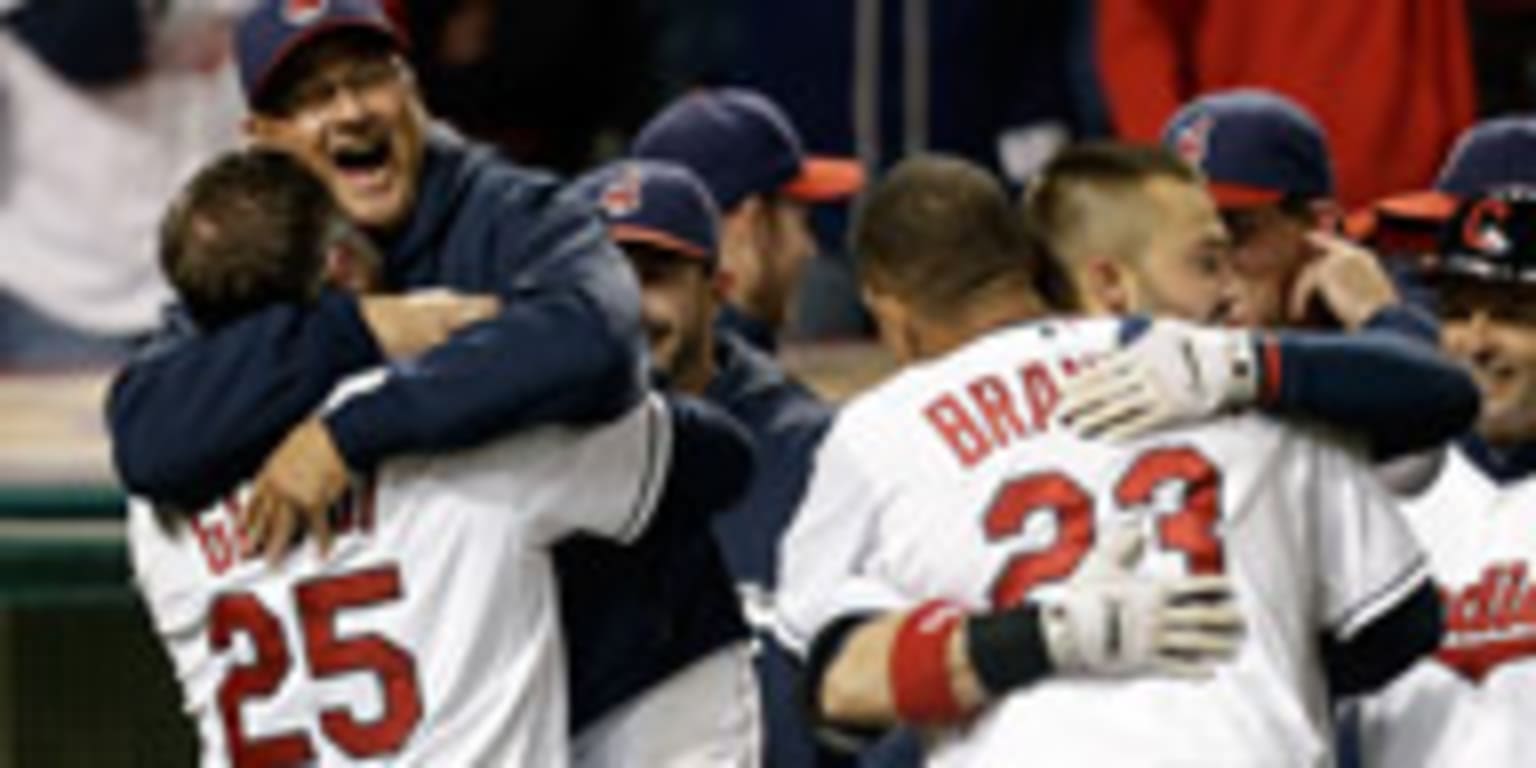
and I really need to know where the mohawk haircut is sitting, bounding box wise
[1023,142,1200,270]
[159,150,339,329]
[854,154,1053,315]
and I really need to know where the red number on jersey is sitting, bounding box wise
[211,595,315,768]
[1116,446,1224,575]
[984,473,1095,608]
[984,447,1225,609]
[297,567,423,756]
[209,565,422,766]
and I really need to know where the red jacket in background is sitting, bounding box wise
[1096,0,1477,207]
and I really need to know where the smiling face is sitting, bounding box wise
[246,32,427,234]
[1437,277,1536,446]
[622,243,719,393]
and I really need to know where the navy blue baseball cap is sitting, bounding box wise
[236,0,402,110]
[572,160,722,267]
[631,88,864,212]
[1162,89,1335,209]
[1363,117,1536,227]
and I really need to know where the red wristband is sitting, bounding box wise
[1259,335,1283,406]
[890,600,967,724]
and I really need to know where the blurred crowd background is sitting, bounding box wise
[5,0,1536,371]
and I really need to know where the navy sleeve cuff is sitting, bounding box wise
[324,386,406,473]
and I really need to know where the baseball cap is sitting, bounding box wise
[236,0,402,110]
[1370,116,1536,223]
[571,160,722,268]
[632,88,865,211]
[1422,192,1536,284]
[1162,89,1335,209]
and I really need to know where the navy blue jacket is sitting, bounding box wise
[108,128,645,507]
[106,128,743,729]
[702,332,852,768]
[705,332,831,588]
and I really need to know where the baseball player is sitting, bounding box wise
[1160,90,1433,341]
[1032,143,1476,463]
[106,1,762,757]
[632,87,865,355]
[1347,119,1536,767]
[778,154,1440,767]
[132,148,751,766]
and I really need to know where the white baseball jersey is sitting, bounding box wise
[777,318,1429,768]
[1358,449,1536,767]
[129,388,673,768]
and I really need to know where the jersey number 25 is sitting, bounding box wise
[209,564,423,767]
[984,446,1224,608]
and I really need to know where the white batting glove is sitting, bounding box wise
[1039,522,1244,679]
[1058,319,1262,442]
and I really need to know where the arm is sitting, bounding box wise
[106,294,380,508]
[1258,330,1479,459]
[808,524,1242,731]
[324,191,646,472]
[648,393,755,534]
[1059,318,1478,459]
[1312,436,1444,696]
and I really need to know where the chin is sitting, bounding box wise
[343,195,409,231]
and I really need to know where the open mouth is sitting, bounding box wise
[329,137,393,186]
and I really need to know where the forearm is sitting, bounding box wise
[648,394,755,532]
[812,603,1052,729]
[327,286,645,471]
[107,294,379,507]
[1257,329,1479,459]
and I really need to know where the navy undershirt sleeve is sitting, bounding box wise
[1259,307,1478,459]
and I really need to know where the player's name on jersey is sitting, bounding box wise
[924,353,1094,469]
[188,480,379,576]
[1436,561,1536,683]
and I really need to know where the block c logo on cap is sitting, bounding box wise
[1174,115,1215,168]
[600,165,644,218]
[283,0,330,25]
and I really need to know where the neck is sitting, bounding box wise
[671,328,718,395]
[912,289,1049,361]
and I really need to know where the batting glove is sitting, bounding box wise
[1058,319,1261,442]
[1039,522,1244,679]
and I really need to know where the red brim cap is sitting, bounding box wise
[1206,181,1286,209]
[609,224,712,262]
[782,156,865,202]
[1372,191,1460,221]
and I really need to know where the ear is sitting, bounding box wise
[710,268,733,301]
[242,115,264,143]
[861,283,917,363]
[244,113,286,149]
[1084,255,1131,314]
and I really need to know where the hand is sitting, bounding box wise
[1038,522,1244,678]
[360,290,501,360]
[1287,233,1399,330]
[241,419,350,565]
[1057,319,1260,441]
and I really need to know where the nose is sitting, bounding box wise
[329,86,368,124]
[1453,311,1499,364]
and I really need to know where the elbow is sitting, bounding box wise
[105,376,174,498]
[571,300,647,425]
[1325,580,1444,697]
[818,666,881,727]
